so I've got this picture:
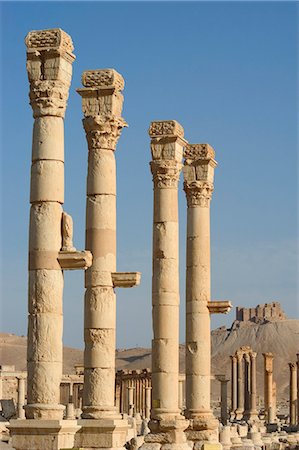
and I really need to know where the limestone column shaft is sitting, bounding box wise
[297,353,299,427]
[149,120,187,423]
[183,143,217,429]
[145,387,152,420]
[244,353,251,416]
[231,356,237,416]
[25,28,75,420]
[236,352,244,419]
[77,69,127,419]
[17,378,26,419]
[263,352,274,423]
[289,363,297,426]
[220,380,228,425]
[249,352,258,417]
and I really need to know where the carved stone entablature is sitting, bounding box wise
[184,180,214,207]
[83,115,127,150]
[25,28,74,54]
[185,143,216,162]
[82,69,125,92]
[150,160,182,188]
[29,80,70,118]
[149,120,184,139]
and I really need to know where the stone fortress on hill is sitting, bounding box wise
[236,302,287,324]
[0,27,299,450]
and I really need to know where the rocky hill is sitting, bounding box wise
[1,318,298,401]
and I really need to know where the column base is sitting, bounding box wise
[24,403,65,420]
[185,414,219,447]
[234,409,244,421]
[245,411,260,424]
[9,419,80,450]
[81,405,122,420]
[74,418,128,449]
[140,416,189,448]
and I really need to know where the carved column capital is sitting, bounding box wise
[236,352,243,363]
[263,352,274,373]
[82,115,127,151]
[289,362,297,371]
[150,160,182,188]
[25,28,75,118]
[77,69,127,151]
[244,353,250,363]
[250,351,257,360]
[149,120,187,188]
[184,180,214,207]
[183,143,217,208]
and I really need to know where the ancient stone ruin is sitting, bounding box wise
[236,302,287,324]
[1,27,299,450]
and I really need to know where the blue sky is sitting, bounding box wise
[0,1,298,349]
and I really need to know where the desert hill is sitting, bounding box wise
[1,319,298,400]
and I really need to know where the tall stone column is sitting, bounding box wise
[17,378,26,420]
[289,363,297,427]
[76,69,140,449]
[145,386,152,420]
[235,351,244,420]
[220,379,229,425]
[297,353,299,428]
[143,120,189,449]
[25,28,75,421]
[230,355,237,420]
[183,143,218,440]
[248,351,258,422]
[10,28,91,450]
[128,386,135,417]
[243,353,251,419]
[263,353,275,423]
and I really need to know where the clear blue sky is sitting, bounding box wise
[0,2,298,349]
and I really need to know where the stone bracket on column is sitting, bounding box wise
[58,250,92,270]
[111,272,141,288]
[208,300,232,314]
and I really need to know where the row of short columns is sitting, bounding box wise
[230,348,258,422]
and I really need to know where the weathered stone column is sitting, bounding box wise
[25,28,75,421]
[297,353,299,428]
[128,386,135,417]
[230,355,237,420]
[235,351,244,420]
[183,143,219,440]
[289,363,297,427]
[76,69,140,449]
[248,351,258,422]
[243,353,251,419]
[220,379,229,425]
[10,28,91,450]
[143,120,189,449]
[263,353,274,423]
[17,378,26,419]
[145,386,152,420]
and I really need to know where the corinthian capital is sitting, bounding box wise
[77,69,127,150]
[183,143,217,207]
[263,352,273,373]
[25,28,75,118]
[149,120,187,188]
[150,160,182,188]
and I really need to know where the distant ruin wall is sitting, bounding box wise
[236,302,287,323]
